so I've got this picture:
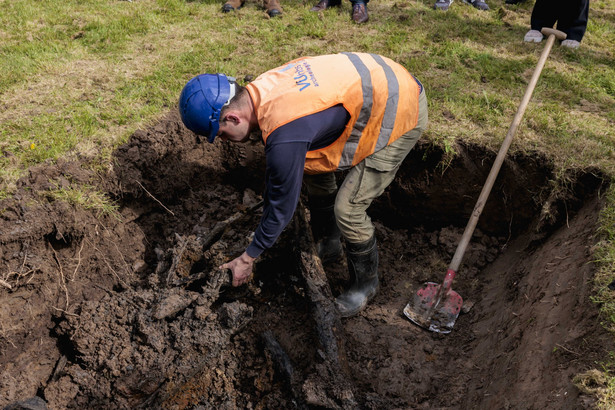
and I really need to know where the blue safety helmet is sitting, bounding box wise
[179,73,236,143]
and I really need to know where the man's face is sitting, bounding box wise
[217,114,251,143]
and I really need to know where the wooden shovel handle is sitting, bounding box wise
[541,28,567,41]
[447,28,566,273]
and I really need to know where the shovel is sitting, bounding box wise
[404,28,567,334]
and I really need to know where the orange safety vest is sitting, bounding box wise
[246,52,421,174]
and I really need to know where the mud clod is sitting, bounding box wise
[153,289,199,320]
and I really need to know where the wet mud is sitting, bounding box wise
[1,111,612,409]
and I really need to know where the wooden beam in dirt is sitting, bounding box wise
[168,201,263,287]
[202,200,263,251]
[261,330,308,409]
[293,202,357,409]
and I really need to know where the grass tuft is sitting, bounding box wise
[45,184,121,220]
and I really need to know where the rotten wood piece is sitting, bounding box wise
[261,330,308,409]
[293,201,357,409]
[202,200,264,251]
[169,201,263,287]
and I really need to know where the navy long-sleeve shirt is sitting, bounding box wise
[245,105,350,258]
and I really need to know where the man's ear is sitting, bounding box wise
[222,112,241,125]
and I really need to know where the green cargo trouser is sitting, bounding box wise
[304,87,428,243]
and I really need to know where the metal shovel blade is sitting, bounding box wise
[403,282,463,334]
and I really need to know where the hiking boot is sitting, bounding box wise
[463,0,489,10]
[310,0,341,11]
[308,193,343,264]
[222,0,244,12]
[561,39,580,49]
[351,2,369,23]
[264,0,283,16]
[434,0,452,10]
[524,29,543,43]
[335,235,379,318]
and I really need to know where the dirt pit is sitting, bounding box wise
[1,112,613,409]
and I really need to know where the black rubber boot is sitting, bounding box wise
[335,235,379,317]
[308,193,343,264]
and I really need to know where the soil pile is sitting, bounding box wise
[1,112,612,409]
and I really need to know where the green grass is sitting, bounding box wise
[2,1,613,181]
[587,183,615,407]
[1,0,614,402]
[46,184,121,219]
[595,185,615,329]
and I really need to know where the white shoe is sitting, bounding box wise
[561,39,580,49]
[524,29,543,43]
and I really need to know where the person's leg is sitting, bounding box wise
[336,90,427,243]
[334,89,428,316]
[558,0,589,43]
[525,0,555,42]
[304,173,343,263]
[304,172,337,198]
[530,0,557,31]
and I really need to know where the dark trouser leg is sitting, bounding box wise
[304,173,342,263]
[307,192,343,263]
[530,0,557,31]
[557,0,589,42]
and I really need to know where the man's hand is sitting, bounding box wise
[220,251,256,287]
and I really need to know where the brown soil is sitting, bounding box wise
[1,112,612,409]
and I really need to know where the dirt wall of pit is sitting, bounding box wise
[0,112,612,409]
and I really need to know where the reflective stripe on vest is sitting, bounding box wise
[341,52,401,169]
[340,52,371,171]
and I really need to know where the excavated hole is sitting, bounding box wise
[0,113,612,409]
[106,114,609,409]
